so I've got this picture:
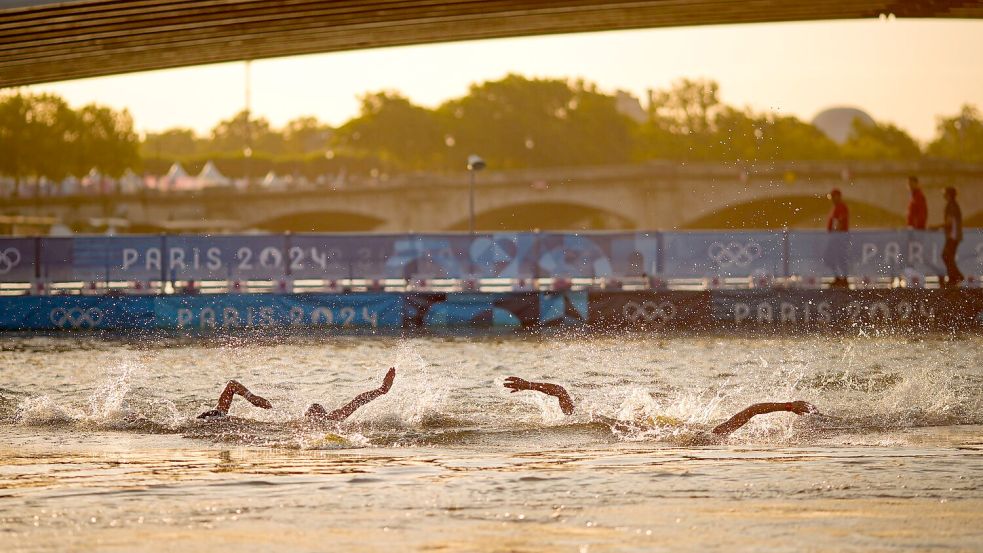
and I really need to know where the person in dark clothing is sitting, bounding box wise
[907,176,928,230]
[825,188,850,288]
[939,187,964,286]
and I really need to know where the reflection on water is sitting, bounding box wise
[1,334,982,551]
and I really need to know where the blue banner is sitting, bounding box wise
[467,233,539,278]
[154,293,403,329]
[0,290,979,330]
[661,231,785,278]
[163,235,289,281]
[285,234,354,280]
[0,237,35,283]
[789,230,983,278]
[405,292,539,327]
[39,236,165,282]
[0,296,156,330]
[8,230,982,284]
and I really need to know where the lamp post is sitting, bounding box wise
[466,154,485,234]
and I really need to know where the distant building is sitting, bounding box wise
[812,106,875,144]
[615,90,647,124]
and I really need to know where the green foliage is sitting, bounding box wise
[436,74,633,169]
[927,105,983,163]
[635,79,841,162]
[3,78,981,181]
[841,119,922,160]
[141,128,200,159]
[334,91,445,170]
[0,92,137,181]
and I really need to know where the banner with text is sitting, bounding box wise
[0,237,36,283]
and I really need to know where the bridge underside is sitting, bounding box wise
[3,0,982,87]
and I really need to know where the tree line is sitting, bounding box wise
[0,93,139,182]
[2,75,982,183]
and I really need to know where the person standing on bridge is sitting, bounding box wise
[936,187,964,287]
[906,176,928,230]
[825,188,850,288]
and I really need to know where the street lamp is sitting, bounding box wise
[466,154,485,234]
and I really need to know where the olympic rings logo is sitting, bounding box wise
[0,248,21,274]
[622,300,676,324]
[49,307,104,329]
[708,241,762,267]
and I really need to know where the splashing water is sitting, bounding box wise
[2,334,981,448]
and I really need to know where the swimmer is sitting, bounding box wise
[503,376,816,437]
[197,367,396,424]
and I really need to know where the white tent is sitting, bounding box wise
[197,161,231,187]
[164,162,195,190]
[165,162,188,180]
[118,168,143,194]
[261,170,286,190]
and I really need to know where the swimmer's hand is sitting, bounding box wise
[504,376,532,393]
[788,401,818,415]
[243,391,273,409]
[379,367,396,393]
[503,376,575,415]
[197,408,227,420]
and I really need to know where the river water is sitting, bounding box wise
[1,332,981,552]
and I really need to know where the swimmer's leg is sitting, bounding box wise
[198,380,273,419]
[711,401,817,436]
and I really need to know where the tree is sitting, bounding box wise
[283,116,333,156]
[333,91,446,170]
[636,80,840,162]
[142,128,200,159]
[438,74,634,169]
[649,78,721,136]
[637,78,725,160]
[0,92,140,187]
[70,104,139,177]
[927,105,983,163]
[841,119,921,160]
[209,110,285,156]
[0,92,76,182]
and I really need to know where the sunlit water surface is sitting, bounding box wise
[1,333,981,552]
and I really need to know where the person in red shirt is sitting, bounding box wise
[825,188,850,287]
[907,176,928,230]
[826,188,849,232]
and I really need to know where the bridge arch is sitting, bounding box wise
[680,195,905,230]
[251,210,386,233]
[446,201,637,231]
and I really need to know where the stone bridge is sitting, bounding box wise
[6,161,983,233]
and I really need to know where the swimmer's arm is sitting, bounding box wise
[711,401,817,436]
[324,367,396,422]
[503,376,575,415]
[198,380,272,418]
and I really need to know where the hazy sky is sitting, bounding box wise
[24,18,983,142]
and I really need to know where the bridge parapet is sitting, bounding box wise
[3,161,981,232]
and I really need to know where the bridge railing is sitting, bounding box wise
[0,230,981,292]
